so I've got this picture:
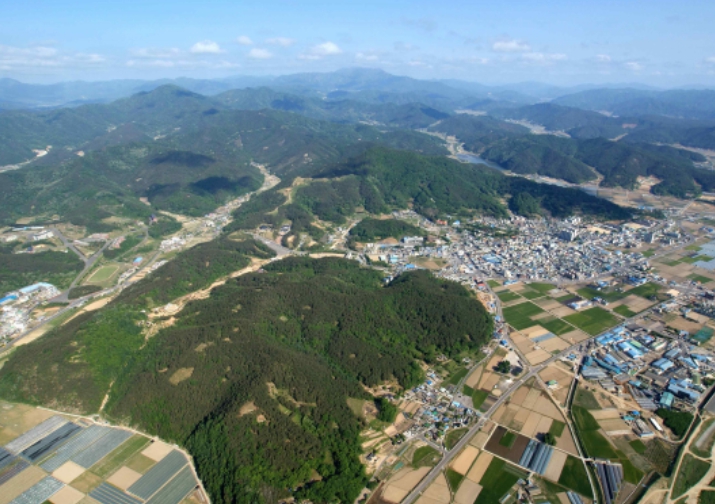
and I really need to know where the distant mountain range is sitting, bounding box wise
[3,68,714,118]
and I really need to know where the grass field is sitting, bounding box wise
[91,434,151,478]
[614,305,637,317]
[549,420,566,438]
[577,286,627,303]
[574,388,600,409]
[446,367,469,386]
[628,282,662,299]
[558,456,593,498]
[689,273,713,284]
[499,431,517,448]
[471,389,489,410]
[564,307,619,336]
[87,264,119,283]
[672,454,710,498]
[413,445,441,468]
[503,301,545,330]
[474,458,527,504]
[642,249,656,257]
[528,283,557,294]
[446,467,464,491]
[445,428,469,450]
[700,491,715,504]
[686,245,703,252]
[572,406,618,459]
[488,280,501,288]
[629,439,647,455]
[497,290,521,302]
[617,450,644,484]
[540,318,574,336]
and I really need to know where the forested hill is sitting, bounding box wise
[225,147,632,248]
[0,249,494,503]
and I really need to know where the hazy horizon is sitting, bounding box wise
[2,0,715,87]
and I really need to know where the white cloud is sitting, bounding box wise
[0,44,105,69]
[595,54,611,63]
[131,47,180,59]
[521,52,567,63]
[266,37,295,47]
[492,39,531,53]
[299,41,342,60]
[248,48,273,59]
[705,56,715,64]
[190,40,223,54]
[625,61,643,71]
[236,36,253,46]
[356,52,379,61]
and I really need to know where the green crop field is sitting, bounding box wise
[558,456,593,498]
[445,428,469,450]
[497,290,521,302]
[614,305,637,317]
[500,430,517,448]
[672,455,709,498]
[540,318,574,336]
[446,468,464,491]
[488,279,501,288]
[413,445,441,468]
[689,273,713,284]
[629,439,647,455]
[471,389,489,409]
[572,406,618,459]
[446,367,469,386]
[87,264,120,283]
[528,282,557,294]
[549,420,566,438]
[475,458,527,504]
[628,282,661,299]
[564,307,619,335]
[577,286,627,303]
[503,301,545,330]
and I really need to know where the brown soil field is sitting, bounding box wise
[535,416,554,438]
[590,409,620,420]
[542,450,568,482]
[453,479,482,504]
[50,486,85,504]
[499,405,518,428]
[525,349,551,364]
[510,387,529,406]
[451,445,480,475]
[599,418,631,434]
[419,473,450,504]
[465,367,484,389]
[485,426,529,464]
[554,429,578,455]
[469,431,490,449]
[521,412,544,438]
[381,467,431,503]
[533,396,565,421]
[0,466,47,504]
[69,472,102,494]
[551,306,576,317]
[53,461,86,484]
[141,441,173,462]
[666,316,703,333]
[0,402,56,445]
[106,466,142,490]
[561,329,590,343]
[534,299,563,310]
[522,389,542,409]
[466,452,493,483]
[480,372,500,391]
[512,334,534,354]
[541,337,569,353]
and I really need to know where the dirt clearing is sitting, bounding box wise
[451,446,480,475]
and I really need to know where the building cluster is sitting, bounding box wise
[160,236,188,252]
[0,283,61,342]
[399,371,477,446]
[578,324,713,436]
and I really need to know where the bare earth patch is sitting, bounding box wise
[169,367,194,385]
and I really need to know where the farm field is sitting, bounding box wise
[0,401,204,504]
[564,307,620,335]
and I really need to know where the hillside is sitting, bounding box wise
[0,251,493,503]
[429,114,529,151]
[225,147,632,249]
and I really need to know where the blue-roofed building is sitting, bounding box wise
[665,348,681,360]
[652,358,675,372]
[668,381,701,402]
[660,392,675,409]
[0,294,18,305]
[679,357,698,370]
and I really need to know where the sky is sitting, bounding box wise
[2,0,715,87]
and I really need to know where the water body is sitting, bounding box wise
[456,153,505,172]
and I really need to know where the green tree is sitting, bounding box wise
[495,361,511,374]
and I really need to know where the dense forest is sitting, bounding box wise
[226,147,631,244]
[0,250,493,503]
[348,218,425,244]
[0,243,84,292]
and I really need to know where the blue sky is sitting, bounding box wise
[2,0,715,86]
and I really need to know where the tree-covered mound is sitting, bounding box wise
[348,218,426,243]
[0,252,493,503]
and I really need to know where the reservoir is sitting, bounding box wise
[456,153,505,171]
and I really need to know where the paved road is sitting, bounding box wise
[251,233,295,257]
